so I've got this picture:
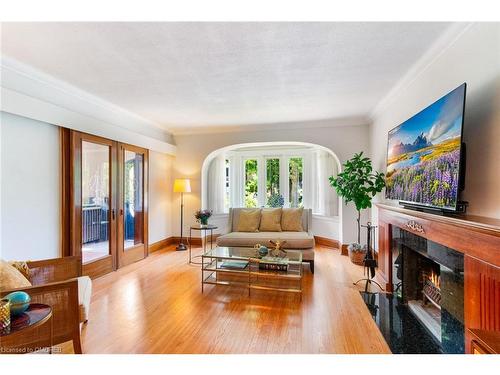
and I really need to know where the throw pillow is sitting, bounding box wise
[9,261,31,280]
[281,207,304,231]
[0,260,32,291]
[236,209,261,232]
[259,208,282,232]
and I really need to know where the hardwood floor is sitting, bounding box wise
[77,245,391,354]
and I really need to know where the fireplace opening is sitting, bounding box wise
[361,227,464,354]
[403,249,442,342]
[392,229,465,353]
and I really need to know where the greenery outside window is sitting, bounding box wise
[266,158,280,205]
[245,159,258,207]
[289,157,303,207]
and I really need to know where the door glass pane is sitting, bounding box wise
[244,159,258,207]
[289,157,303,208]
[82,141,110,264]
[266,158,280,207]
[124,150,144,250]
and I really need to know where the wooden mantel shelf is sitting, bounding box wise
[375,203,500,238]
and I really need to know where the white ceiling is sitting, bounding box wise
[1,22,451,134]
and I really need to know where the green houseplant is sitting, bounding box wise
[329,152,385,262]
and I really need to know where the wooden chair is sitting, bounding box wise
[1,256,83,353]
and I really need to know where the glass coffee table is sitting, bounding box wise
[201,247,303,299]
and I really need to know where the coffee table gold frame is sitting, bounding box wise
[201,247,303,300]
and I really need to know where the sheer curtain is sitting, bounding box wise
[207,154,226,214]
[313,150,338,216]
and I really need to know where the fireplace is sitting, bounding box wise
[361,227,464,354]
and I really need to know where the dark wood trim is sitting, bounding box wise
[60,127,72,257]
[376,202,500,239]
[314,236,339,249]
[376,203,500,267]
[83,255,114,280]
[377,203,500,350]
[117,143,149,268]
[62,130,119,278]
[149,237,176,253]
[467,329,500,354]
[340,244,349,256]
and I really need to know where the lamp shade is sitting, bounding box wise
[173,178,191,193]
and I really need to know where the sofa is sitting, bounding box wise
[216,207,315,273]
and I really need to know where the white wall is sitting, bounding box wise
[0,111,173,261]
[370,23,500,226]
[148,151,174,244]
[172,121,371,245]
[1,112,60,260]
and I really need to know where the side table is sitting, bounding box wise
[0,303,53,354]
[189,225,218,264]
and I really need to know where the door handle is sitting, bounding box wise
[120,209,124,216]
[111,209,115,220]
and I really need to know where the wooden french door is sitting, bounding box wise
[65,130,148,278]
[117,143,148,267]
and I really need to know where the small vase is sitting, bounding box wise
[200,218,208,226]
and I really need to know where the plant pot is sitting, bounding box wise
[348,243,366,265]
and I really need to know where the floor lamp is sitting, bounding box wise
[174,178,191,251]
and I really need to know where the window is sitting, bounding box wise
[244,159,258,207]
[288,157,303,207]
[266,158,280,206]
[206,147,338,216]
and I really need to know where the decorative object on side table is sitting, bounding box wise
[195,209,213,227]
[329,152,385,262]
[269,240,287,258]
[0,299,10,330]
[3,291,31,316]
[173,178,191,251]
[254,243,269,257]
[0,303,54,352]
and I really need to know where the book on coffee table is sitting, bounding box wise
[219,260,249,270]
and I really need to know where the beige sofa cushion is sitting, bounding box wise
[216,231,314,250]
[259,208,282,232]
[236,209,261,232]
[0,260,32,291]
[281,208,304,231]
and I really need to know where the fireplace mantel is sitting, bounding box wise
[375,203,500,353]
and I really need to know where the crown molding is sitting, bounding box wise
[369,22,474,120]
[1,56,176,153]
[2,87,177,155]
[170,115,370,136]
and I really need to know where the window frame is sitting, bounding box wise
[228,149,310,209]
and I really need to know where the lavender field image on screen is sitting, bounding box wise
[386,84,465,210]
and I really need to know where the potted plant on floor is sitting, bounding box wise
[329,152,385,264]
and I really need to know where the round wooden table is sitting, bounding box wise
[0,303,53,354]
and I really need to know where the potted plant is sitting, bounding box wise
[267,193,285,208]
[329,152,385,264]
[195,209,213,227]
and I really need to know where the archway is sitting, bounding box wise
[200,141,343,243]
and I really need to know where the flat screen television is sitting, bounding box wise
[385,83,466,211]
